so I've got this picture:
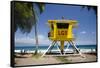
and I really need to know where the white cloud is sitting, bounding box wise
[15,34,96,46]
[92,32,95,34]
[15,34,51,45]
[75,40,96,45]
[38,34,51,45]
[15,37,35,44]
[38,35,45,40]
[80,31,86,34]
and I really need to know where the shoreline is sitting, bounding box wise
[15,48,96,54]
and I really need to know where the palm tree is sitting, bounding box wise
[82,6,97,15]
[14,2,45,55]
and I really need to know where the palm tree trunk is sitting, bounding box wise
[31,4,39,55]
[34,22,39,55]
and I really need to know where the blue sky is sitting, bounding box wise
[15,4,97,45]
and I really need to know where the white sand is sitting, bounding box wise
[15,53,97,66]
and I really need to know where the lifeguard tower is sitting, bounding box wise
[42,18,81,57]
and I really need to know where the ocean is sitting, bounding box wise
[15,43,97,53]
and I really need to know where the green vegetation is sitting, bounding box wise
[14,2,45,55]
[14,2,45,33]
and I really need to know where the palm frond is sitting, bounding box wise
[82,6,97,14]
[36,3,45,14]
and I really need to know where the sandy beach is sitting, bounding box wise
[15,53,97,66]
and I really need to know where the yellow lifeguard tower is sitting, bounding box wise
[42,18,81,57]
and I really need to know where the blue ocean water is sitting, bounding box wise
[15,43,96,51]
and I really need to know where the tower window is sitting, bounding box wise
[57,23,69,29]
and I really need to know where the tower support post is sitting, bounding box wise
[42,40,82,57]
[69,41,80,54]
[60,41,64,54]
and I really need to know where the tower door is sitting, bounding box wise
[56,23,69,40]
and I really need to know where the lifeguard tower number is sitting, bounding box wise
[58,30,67,35]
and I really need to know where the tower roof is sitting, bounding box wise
[48,20,78,27]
